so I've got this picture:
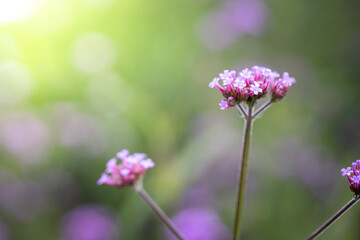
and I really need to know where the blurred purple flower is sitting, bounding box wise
[0,221,9,240]
[0,168,15,185]
[196,0,268,50]
[60,204,119,240]
[180,186,216,209]
[0,181,48,221]
[164,208,230,240]
[222,0,267,35]
[278,139,339,199]
[0,112,50,164]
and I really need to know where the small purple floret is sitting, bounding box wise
[116,149,129,159]
[219,100,229,110]
[341,167,352,176]
[97,173,110,185]
[352,176,360,184]
[105,158,117,173]
[141,158,155,169]
[208,78,219,88]
[60,204,119,240]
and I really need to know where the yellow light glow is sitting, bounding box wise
[0,0,37,24]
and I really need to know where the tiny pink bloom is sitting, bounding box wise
[141,158,155,169]
[219,70,236,85]
[208,77,220,88]
[240,68,251,79]
[271,71,280,78]
[233,77,246,88]
[281,72,296,86]
[120,168,130,176]
[106,158,117,173]
[352,176,360,184]
[262,68,272,77]
[116,149,129,159]
[252,66,262,80]
[341,167,352,176]
[133,153,147,159]
[222,78,233,86]
[219,100,229,110]
[97,173,110,185]
[125,155,139,165]
[250,82,262,95]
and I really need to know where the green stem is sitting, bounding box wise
[253,100,272,118]
[305,197,360,240]
[232,106,253,240]
[236,104,247,118]
[135,184,186,240]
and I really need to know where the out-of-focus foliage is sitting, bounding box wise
[0,0,359,239]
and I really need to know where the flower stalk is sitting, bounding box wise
[236,104,248,118]
[253,100,272,118]
[232,104,253,240]
[305,197,360,240]
[134,182,186,240]
[209,67,295,239]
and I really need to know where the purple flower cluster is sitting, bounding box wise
[97,149,155,188]
[209,66,295,110]
[341,160,360,196]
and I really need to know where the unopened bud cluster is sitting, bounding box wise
[97,149,155,188]
[208,66,296,110]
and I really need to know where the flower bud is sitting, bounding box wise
[97,149,154,188]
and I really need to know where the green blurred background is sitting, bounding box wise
[0,0,359,239]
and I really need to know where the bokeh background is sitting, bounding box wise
[0,0,359,239]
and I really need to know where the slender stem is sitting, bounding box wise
[232,106,253,240]
[253,100,272,118]
[305,197,360,240]
[236,104,248,118]
[135,185,186,240]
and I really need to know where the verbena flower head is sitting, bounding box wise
[209,66,295,110]
[97,149,155,188]
[341,160,360,197]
